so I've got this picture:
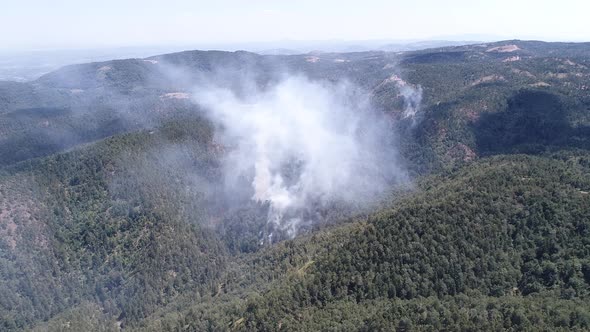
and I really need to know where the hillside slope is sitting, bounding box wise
[2,40,590,169]
[26,152,590,331]
[137,152,590,331]
[0,40,589,331]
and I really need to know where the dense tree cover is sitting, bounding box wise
[218,153,590,331]
[39,152,587,331]
[0,116,229,330]
[395,41,590,171]
[1,41,590,331]
[476,90,590,154]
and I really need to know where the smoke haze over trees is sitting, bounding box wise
[0,40,590,331]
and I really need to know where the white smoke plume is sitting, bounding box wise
[193,74,408,239]
[400,84,423,120]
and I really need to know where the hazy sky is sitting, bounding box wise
[2,0,589,50]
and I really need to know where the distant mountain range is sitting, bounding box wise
[0,40,482,82]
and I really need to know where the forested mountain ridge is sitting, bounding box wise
[14,150,589,331]
[1,40,590,331]
[2,40,590,168]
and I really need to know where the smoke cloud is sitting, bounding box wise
[193,74,409,240]
[400,84,423,121]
